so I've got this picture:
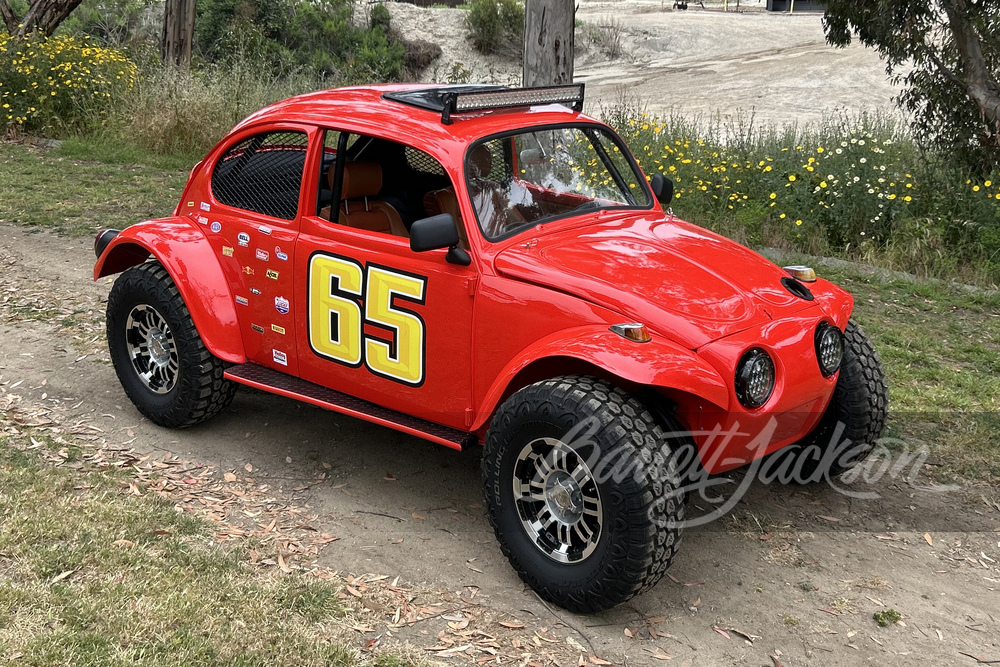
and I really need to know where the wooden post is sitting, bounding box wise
[161,0,195,67]
[522,0,574,87]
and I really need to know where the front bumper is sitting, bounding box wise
[677,306,841,474]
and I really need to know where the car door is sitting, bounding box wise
[202,125,318,375]
[293,129,477,431]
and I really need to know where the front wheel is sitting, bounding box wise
[482,376,685,613]
[788,318,889,480]
[106,262,237,428]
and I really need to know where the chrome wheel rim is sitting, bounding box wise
[125,304,178,394]
[512,438,603,563]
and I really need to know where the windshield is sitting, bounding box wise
[466,126,652,241]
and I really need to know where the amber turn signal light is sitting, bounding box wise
[610,323,652,343]
[783,265,817,282]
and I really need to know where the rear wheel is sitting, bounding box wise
[788,319,888,480]
[107,262,237,428]
[482,376,685,613]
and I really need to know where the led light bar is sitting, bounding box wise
[441,84,585,124]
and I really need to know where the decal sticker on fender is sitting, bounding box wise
[272,349,287,366]
[271,324,285,335]
[200,202,211,212]
[258,225,272,235]
[275,296,289,315]
[242,266,254,276]
[307,253,427,386]
[250,287,261,295]
[235,296,249,306]
[266,269,279,280]
[256,249,269,261]
[251,324,264,333]
[238,232,250,247]
[186,201,194,207]
[222,246,234,257]
[210,221,222,233]
[275,246,288,261]
[196,215,208,225]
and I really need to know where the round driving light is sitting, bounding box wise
[735,348,775,409]
[815,323,843,377]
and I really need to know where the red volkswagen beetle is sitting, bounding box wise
[94,84,887,612]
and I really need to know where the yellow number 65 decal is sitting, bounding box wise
[308,253,427,386]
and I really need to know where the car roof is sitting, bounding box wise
[231,84,604,147]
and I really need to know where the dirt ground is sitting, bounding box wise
[393,0,902,128]
[2,223,999,666]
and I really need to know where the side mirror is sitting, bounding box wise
[650,173,674,206]
[518,148,546,165]
[410,213,460,252]
[409,213,471,266]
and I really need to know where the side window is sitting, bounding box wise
[314,131,455,241]
[211,130,308,220]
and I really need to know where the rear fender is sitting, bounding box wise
[94,218,245,363]
[473,325,730,431]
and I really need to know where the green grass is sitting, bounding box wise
[0,140,190,237]
[0,441,392,666]
[808,262,1000,479]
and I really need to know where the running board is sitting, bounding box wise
[224,363,476,451]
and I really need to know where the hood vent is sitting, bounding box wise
[781,276,814,301]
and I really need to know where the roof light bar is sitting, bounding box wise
[440,84,585,124]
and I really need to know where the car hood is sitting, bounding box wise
[493,212,813,350]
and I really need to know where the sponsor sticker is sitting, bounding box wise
[196,215,208,225]
[237,232,250,247]
[210,221,222,233]
[275,246,289,261]
[258,225,272,235]
[186,201,194,207]
[242,266,254,275]
[275,296,289,315]
[255,249,269,261]
[200,201,211,212]
[235,296,249,306]
[251,323,264,333]
[250,287,261,295]
[272,349,288,366]
[222,246,234,257]
[266,269,279,280]
[271,324,285,335]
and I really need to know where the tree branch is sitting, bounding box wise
[0,0,20,34]
[941,0,1000,136]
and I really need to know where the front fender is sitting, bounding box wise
[474,325,730,431]
[94,218,245,364]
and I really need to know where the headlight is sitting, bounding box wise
[815,323,843,377]
[735,348,775,409]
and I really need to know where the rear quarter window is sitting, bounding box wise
[211,131,309,220]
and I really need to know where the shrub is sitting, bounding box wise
[466,0,523,58]
[0,32,137,134]
[98,62,321,158]
[194,0,405,82]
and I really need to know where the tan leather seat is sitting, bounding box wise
[321,162,407,238]
[423,188,468,249]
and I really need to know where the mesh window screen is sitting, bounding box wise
[211,131,309,220]
[405,146,446,175]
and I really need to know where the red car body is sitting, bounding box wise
[94,84,852,474]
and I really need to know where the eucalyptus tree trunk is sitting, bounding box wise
[161,0,195,68]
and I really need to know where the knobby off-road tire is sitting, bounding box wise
[482,375,685,613]
[107,261,237,428]
[792,318,888,480]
